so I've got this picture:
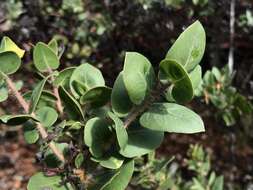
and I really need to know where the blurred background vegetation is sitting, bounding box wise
[0,0,253,189]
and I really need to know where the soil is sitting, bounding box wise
[0,128,38,190]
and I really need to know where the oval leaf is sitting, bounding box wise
[119,123,164,158]
[140,103,205,133]
[111,72,133,117]
[36,106,58,128]
[24,90,57,109]
[27,172,73,190]
[171,76,193,104]
[166,20,206,72]
[33,42,60,72]
[84,117,112,158]
[53,67,76,89]
[123,52,155,105]
[91,153,124,170]
[70,63,105,98]
[159,59,186,82]
[108,112,128,149]
[80,86,111,107]
[24,122,39,144]
[189,65,202,90]
[160,59,194,103]
[101,160,134,190]
[0,51,21,75]
[89,160,134,190]
[48,38,58,55]
[0,114,38,126]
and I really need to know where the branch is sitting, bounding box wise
[4,75,65,163]
[52,83,63,114]
[123,82,167,129]
[5,76,29,113]
[47,69,63,115]
[123,99,150,129]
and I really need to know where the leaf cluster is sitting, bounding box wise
[131,144,223,190]
[196,65,253,127]
[0,21,206,189]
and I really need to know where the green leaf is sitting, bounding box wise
[159,59,186,82]
[0,114,38,126]
[29,76,49,113]
[101,160,134,190]
[160,59,194,103]
[108,112,128,149]
[140,103,205,133]
[24,122,39,144]
[24,90,57,109]
[24,90,57,101]
[171,76,193,104]
[234,94,253,115]
[92,153,124,170]
[58,86,85,120]
[89,171,120,190]
[166,21,206,72]
[119,123,164,158]
[44,143,68,168]
[75,153,84,168]
[15,80,23,91]
[36,106,58,128]
[212,176,224,190]
[70,63,105,98]
[48,38,58,55]
[111,72,133,117]
[0,81,8,102]
[189,65,202,90]
[89,160,134,190]
[33,42,60,72]
[27,172,73,190]
[123,52,155,105]
[67,121,83,130]
[0,36,25,58]
[222,111,235,127]
[0,52,21,75]
[53,67,75,89]
[84,117,112,158]
[80,86,111,107]
[211,67,222,81]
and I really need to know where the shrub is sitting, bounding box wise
[196,65,253,127]
[131,144,224,190]
[0,21,205,189]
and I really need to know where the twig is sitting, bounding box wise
[5,76,29,113]
[123,82,167,129]
[53,84,63,114]
[4,74,65,163]
[47,68,63,115]
[123,100,150,129]
[228,0,236,73]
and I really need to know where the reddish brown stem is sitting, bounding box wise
[4,75,65,163]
